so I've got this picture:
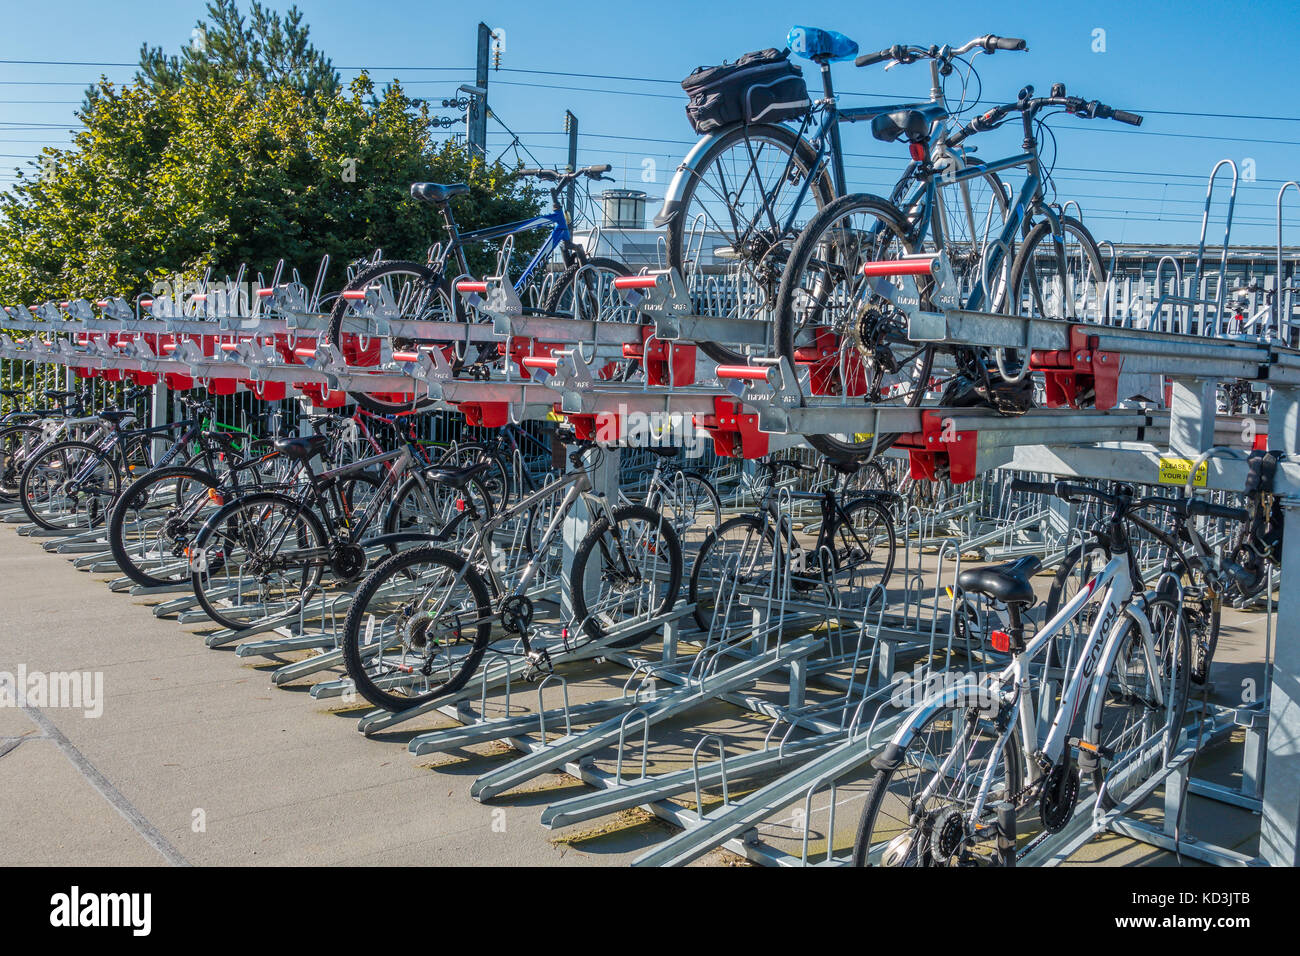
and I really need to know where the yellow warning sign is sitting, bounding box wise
[1157,457,1208,488]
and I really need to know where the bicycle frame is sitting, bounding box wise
[438,208,572,293]
[890,546,1165,830]
[460,465,595,602]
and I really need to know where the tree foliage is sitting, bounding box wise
[0,1,539,306]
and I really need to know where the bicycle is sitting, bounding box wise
[186,430,493,631]
[774,43,1141,460]
[0,387,100,502]
[339,442,682,712]
[849,480,1236,866]
[657,29,1028,365]
[619,445,722,553]
[688,457,894,631]
[1045,485,1252,686]
[17,389,206,531]
[326,166,636,414]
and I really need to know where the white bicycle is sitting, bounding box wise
[850,479,1226,866]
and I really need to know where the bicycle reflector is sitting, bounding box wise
[909,142,927,161]
[208,488,225,506]
[990,630,1011,653]
[456,498,466,512]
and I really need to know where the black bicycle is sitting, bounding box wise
[688,457,895,630]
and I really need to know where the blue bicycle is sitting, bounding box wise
[328,165,634,413]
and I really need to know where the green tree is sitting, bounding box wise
[138,0,339,100]
[0,3,539,307]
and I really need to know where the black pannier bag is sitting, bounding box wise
[682,47,811,134]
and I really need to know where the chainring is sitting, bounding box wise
[1038,763,1080,834]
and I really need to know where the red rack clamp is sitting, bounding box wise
[509,338,563,379]
[894,410,978,484]
[624,325,696,387]
[1030,325,1122,410]
[694,396,768,459]
[458,402,510,428]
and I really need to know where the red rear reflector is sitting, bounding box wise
[909,142,927,161]
[208,489,225,506]
[455,498,466,512]
[990,630,1010,653]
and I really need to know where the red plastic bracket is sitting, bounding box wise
[1030,326,1121,410]
[625,326,695,387]
[694,396,768,459]
[459,402,510,428]
[894,410,978,484]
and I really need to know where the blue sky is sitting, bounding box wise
[2,0,1299,247]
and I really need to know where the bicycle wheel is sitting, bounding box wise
[1088,591,1190,811]
[569,503,682,644]
[326,260,450,414]
[189,491,328,632]
[852,702,1024,867]
[1005,216,1108,326]
[827,496,896,601]
[687,514,779,631]
[341,545,493,712]
[841,459,891,496]
[0,423,42,501]
[774,193,933,461]
[647,469,722,553]
[435,443,511,508]
[110,466,223,588]
[382,471,492,546]
[665,122,835,365]
[19,439,120,532]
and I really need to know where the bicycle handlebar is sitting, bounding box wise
[949,90,1143,145]
[855,35,1027,68]
[518,164,614,185]
[1136,496,1249,523]
[1010,478,1114,504]
[1011,479,1248,522]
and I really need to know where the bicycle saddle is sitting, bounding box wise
[957,555,1042,606]
[410,182,470,204]
[647,446,680,459]
[44,389,77,400]
[870,104,947,144]
[0,388,25,399]
[423,459,492,489]
[98,409,137,425]
[273,434,329,461]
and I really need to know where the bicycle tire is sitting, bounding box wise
[326,259,449,414]
[665,122,835,365]
[189,490,328,631]
[18,438,121,532]
[687,513,782,632]
[774,192,932,461]
[109,465,222,588]
[0,423,42,501]
[569,503,682,645]
[1090,592,1190,812]
[852,703,1024,866]
[341,545,493,712]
